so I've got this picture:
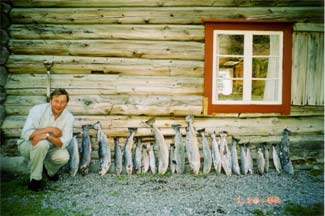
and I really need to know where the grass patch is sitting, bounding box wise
[284,202,324,216]
[309,169,324,177]
[253,209,266,216]
[0,171,85,216]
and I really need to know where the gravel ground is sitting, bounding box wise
[38,164,324,216]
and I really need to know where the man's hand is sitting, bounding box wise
[31,134,47,146]
[47,127,62,137]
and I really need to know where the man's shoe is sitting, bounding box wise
[28,179,42,192]
[43,167,59,181]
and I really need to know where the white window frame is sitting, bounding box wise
[212,30,283,105]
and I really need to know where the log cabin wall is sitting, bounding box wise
[1,0,324,168]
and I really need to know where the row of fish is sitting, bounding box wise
[67,116,294,177]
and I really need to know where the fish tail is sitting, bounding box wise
[128,127,137,133]
[145,117,155,127]
[185,115,194,123]
[197,128,205,133]
[171,124,181,130]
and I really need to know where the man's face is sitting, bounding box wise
[50,94,68,116]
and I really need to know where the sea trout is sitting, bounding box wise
[133,137,142,174]
[79,124,94,175]
[272,144,282,174]
[279,128,294,175]
[220,131,232,176]
[256,147,265,175]
[198,129,212,175]
[231,137,240,175]
[114,137,123,176]
[169,143,177,174]
[246,143,254,175]
[145,118,169,175]
[67,133,80,176]
[185,115,201,175]
[94,122,111,176]
[211,131,222,175]
[141,143,150,173]
[149,143,157,174]
[171,124,185,174]
[124,128,137,175]
[240,144,247,175]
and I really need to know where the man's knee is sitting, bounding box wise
[51,150,70,165]
[18,140,32,159]
[32,140,50,152]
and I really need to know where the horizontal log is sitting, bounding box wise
[294,23,324,32]
[6,55,204,77]
[4,95,324,117]
[8,39,204,60]
[2,115,323,138]
[4,95,203,116]
[5,74,203,96]
[10,7,323,24]
[9,24,204,41]
[11,0,324,7]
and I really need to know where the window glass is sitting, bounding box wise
[217,34,244,55]
[252,79,280,102]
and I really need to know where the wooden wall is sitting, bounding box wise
[1,0,324,167]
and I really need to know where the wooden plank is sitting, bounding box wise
[305,32,324,105]
[2,115,323,138]
[294,23,324,32]
[11,0,324,7]
[9,24,204,41]
[5,74,203,96]
[5,95,203,116]
[6,55,204,77]
[314,33,324,105]
[10,7,323,24]
[8,39,204,60]
[5,95,324,117]
[291,32,308,105]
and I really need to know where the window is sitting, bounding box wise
[203,20,293,114]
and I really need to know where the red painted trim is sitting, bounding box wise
[204,20,293,115]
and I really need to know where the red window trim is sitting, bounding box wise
[203,19,293,115]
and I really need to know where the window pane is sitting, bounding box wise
[217,34,244,55]
[217,79,243,101]
[253,35,280,56]
[252,80,279,101]
[252,57,279,78]
[218,57,243,78]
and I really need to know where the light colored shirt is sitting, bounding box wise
[21,103,75,149]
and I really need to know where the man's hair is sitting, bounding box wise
[50,88,70,102]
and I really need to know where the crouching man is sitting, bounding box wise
[18,88,74,191]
